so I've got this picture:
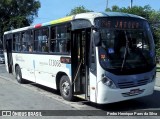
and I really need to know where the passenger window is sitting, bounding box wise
[29,31,33,52]
[18,31,33,52]
[50,27,56,52]
[50,24,71,54]
[34,28,49,52]
[14,33,21,52]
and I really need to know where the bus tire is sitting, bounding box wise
[15,65,24,83]
[60,75,73,101]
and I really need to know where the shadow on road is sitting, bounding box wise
[23,80,61,95]
[24,78,160,111]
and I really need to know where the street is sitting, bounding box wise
[0,64,160,119]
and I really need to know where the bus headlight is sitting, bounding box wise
[101,76,117,89]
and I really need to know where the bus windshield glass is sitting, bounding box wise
[95,17,155,74]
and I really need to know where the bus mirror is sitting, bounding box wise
[93,32,101,46]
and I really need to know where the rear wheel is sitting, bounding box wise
[15,65,24,83]
[60,75,73,101]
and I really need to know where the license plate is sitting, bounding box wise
[129,89,144,95]
[122,89,145,97]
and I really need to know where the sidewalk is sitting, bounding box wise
[156,72,160,87]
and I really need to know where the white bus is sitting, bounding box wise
[3,12,156,104]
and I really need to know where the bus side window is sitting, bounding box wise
[56,26,63,52]
[34,28,49,52]
[58,24,71,53]
[66,25,71,53]
[19,30,32,52]
[21,32,27,52]
[14,33,21,52]
[12,35,15,51]
[41,29,49,53]
[50,27,56,52]
[50,24,71,54]
[28,31,33,52]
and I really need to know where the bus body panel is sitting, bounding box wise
[12,53,36,82]
[12,53,71,89]
[34,54,71,88]
[89,71,97,102]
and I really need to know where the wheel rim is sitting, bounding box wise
[17,74,20,81]
[16,68,20,81]
[62,81,70,97]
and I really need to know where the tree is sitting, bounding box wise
[153,24,160,59]
[110,5,120,12]
[0,0,41,48]
[67,6,93,16]
[105,5,160,60]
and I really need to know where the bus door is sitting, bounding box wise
[71,29,90,99]
[6,38,13,73]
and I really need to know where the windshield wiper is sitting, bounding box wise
[121,31,128,71]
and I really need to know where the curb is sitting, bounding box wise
[155,78,160,87]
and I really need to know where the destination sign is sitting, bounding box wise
[95,18,145,29]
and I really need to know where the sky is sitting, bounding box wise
[33,0,160,25]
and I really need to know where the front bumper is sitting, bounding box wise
[96,81,155,104]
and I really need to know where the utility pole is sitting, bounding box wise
[106,0,108,10]
[130,0,133,8]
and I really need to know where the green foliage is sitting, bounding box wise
[111,5,120,12]
[0,0,40,41]
[154,26,160,58]
[67,6,93,16]
[105,5,160,59]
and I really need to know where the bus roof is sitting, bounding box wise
[4,12,145,35]
[75,12,145,19]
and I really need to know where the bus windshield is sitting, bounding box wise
[95,17,155,74]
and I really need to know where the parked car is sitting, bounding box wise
[0,54,5,64]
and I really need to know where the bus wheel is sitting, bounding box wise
[60,75,73,101]
[15,66,23,83]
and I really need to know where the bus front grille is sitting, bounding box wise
[118,79,149,89]
[118,81,134,89]
[137,79,149,86]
